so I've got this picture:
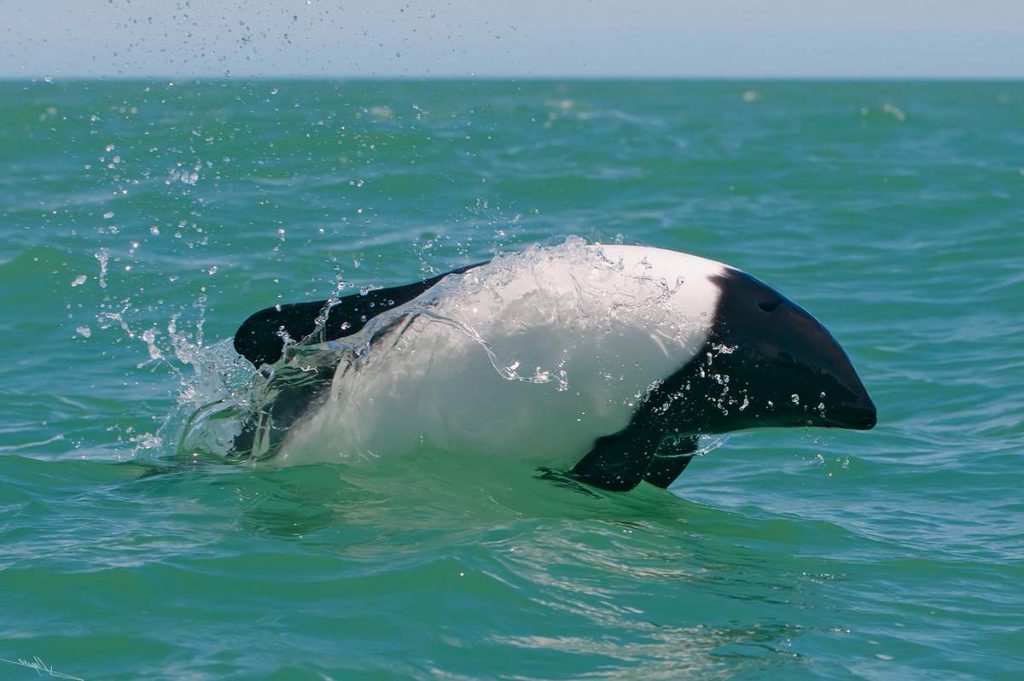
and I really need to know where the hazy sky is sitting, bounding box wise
[2,0,1022,78]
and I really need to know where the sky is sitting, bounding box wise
[1,0,1022,79]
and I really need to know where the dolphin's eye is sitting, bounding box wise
[758,300,781,312]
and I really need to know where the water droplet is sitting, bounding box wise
[95,249,109,288]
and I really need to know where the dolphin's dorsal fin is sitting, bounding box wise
[642,437,699,489]
[233,262,486,367]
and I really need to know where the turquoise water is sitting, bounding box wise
[1,80,1022,680]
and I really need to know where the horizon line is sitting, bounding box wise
[2,74,1024,83]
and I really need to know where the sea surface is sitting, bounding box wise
[1,80,1022,680]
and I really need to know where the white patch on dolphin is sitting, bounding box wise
[279,243,724,468]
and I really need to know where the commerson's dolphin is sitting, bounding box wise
[226,242,876,492]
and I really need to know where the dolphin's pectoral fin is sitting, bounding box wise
[570,430,657,492]
[643,455,694,489]
[642,437,699,489]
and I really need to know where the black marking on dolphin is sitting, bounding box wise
[234,261,485,368]
[569,268,876,490]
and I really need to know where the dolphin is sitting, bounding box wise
[227,242,876,491]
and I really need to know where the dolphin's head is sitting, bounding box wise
[675,268,876,434]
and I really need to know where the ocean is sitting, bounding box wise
[1,79,1021,680]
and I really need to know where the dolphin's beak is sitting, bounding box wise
[707,269,877,432]
[770,298,878,431]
